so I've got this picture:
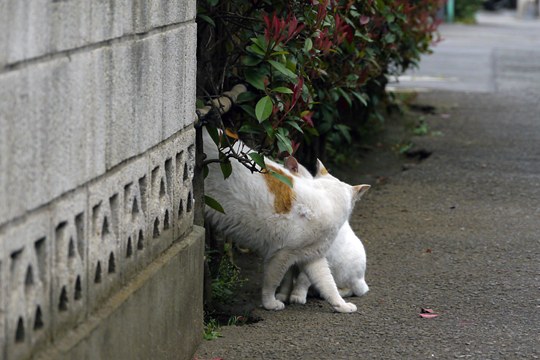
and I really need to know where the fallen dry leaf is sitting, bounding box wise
[419,308,439,318]
[419,313,439,319]
[225,128,239,139]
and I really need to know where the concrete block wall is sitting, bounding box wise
[0,1,202,359]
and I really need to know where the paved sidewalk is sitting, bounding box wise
[196,11,540,360]
[391,10,540,95]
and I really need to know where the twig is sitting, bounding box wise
[196,84,248,122]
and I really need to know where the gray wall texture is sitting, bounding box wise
[0,1,203,359]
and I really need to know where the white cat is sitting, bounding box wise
[285,221,369,303]
[276,163,369,304]
[203,129,369,312]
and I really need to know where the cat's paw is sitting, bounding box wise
[262,298,286,311]
[289,293,307,305]
[338,287,353,298]
[333,302,357,313]
[275,292,289,303]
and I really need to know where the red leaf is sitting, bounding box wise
[360,15,370,25]
[301,111,314,127]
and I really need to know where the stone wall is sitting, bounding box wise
[0,1,203,359]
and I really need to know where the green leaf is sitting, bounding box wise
[269,170,293,188]
[238,124,263,134]
[255,96,273,122]
[304,38,313,52]
[272,87,293,94]
[207,0,219,6]
[389,23,401,34]
[247,44,266,56]
[268,60,297,79]
[197,14,215,27]
[236,91,258,104]
[285,120,304,133]
[242,56,262,66]
[384,33,396,44]
[346,74,359,85]
[337,88,352,106]
[245,69,266,90]
[220,158,233,179]
[248,152,266,169]
[239,104,256,119]
[352,91,368,106]
[261,120,275,137]
[206,126,220,146]
[275,132,293,154]
[304,126,319,137]
[335,124,352,143]
[354,30,373,42]
[204,195,225,214]
[250,36,268,52]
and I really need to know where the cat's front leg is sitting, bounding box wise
[262,250,295,311]
[303,257,357,313]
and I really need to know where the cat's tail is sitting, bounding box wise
[352,279,369,297]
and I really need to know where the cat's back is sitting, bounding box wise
[327,222,365,265]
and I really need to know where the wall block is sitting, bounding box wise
[1,1,199,358]
[50,190,88,339]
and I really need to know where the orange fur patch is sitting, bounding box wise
[263,165,295,214]
[320,166,329,175]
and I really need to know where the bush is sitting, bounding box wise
[455,0,483,23]
[197,0,444,173]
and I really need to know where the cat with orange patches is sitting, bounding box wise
[263,165,295,214]
[204,129,369,312]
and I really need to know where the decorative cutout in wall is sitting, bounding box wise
[2,213,51,360]
[51,191,87,339]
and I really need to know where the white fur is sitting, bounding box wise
[277,163,369,304]
[287,221,369,303]
[203,129,360,313]
[328,222,369,297]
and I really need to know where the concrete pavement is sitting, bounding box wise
[391,10,540,95]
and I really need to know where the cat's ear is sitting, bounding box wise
[315,159,329,177]
[353,184,371,199]
[284,156,299,174]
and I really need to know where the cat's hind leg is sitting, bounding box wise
[352,279,369,297]
[276,267,295,303]
[262,250,296,311]
[289,271,311,304]
[303,257,357,313]
[338,287,353,298]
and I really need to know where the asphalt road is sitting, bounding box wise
[196,11,540,360]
